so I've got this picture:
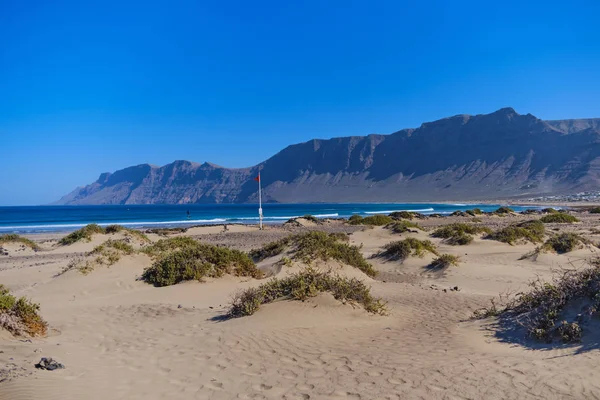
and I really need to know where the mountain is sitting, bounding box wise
[55,108,600,205]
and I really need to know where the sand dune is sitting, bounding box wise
[2,216,600,399]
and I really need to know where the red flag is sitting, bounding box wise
[254,174,260,182]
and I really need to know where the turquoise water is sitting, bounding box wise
[0,203,537,233]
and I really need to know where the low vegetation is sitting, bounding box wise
[540,213,579,223]
[142,242,261,287]
[431,223,491,246]
[386,220,423,233]
[228,268,387,318]
[590,207,600,214]
[389,211,416,220]
[427,254,460,271]
[486,220,545,245]
[61,239,136,275]
[58,224,105,245]
[349,215,393,226]
[493,206,514,215]
[301,214,320,223]
[378,238,439,262]
[544,233,592,254]
[541,208,559,214]
[474,261,600,343]
[465,208,483,216]
[0,284,47,337]
[104,225,149,241]
[0,234,40,251]
[249,232,375,277]
[146,227,188,236]
[59,224,149,246]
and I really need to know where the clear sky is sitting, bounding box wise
[1,0,599,205]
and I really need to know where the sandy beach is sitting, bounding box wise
[1,211,600,400]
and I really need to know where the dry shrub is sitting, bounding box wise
[0,285,47,337]
[474,261,600,343]
[228,267,387,318]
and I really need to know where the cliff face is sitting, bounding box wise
[55,108,600,205]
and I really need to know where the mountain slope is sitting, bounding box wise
[55,108,600,204]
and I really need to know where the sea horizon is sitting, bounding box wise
[0,203,539,234]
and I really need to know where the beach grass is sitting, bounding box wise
[228,267,387,318]
[378,238,439,262]
[0,234,40,251]
[427,254,460,270]
[474,260,600,343]
[58,224,105,245]
[250,231,376,277]
[431,223,491,245]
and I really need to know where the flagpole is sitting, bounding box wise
[258,172,263,230]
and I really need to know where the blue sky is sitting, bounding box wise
[1,0,599,205]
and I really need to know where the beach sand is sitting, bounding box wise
[1,212,600,399]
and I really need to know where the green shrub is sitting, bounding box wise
[542,233,590,254]
[59,224,105,245]
[486,220,545,244]
[431,223,490,246]
[228,268,387,318]
[386,220,423,233]
[350,215,393,226]
[427,254,460,270]
[465,208,483,216]
[142,243,261,286]
[0,234,40,251]
[378,238,439,262]
[0,285,47,337]
[494,206,514,215]
[348,215,363,224]
[446,231,474,245]
[590,207,600,214]
[474,262,600,343]
[540,213,579,223]
[389,211,415,220]
[451,211,467,217]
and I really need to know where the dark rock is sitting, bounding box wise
[35,357,65,371]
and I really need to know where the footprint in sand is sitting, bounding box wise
[295,383,315,391]
[204,380,224,390]
[252,383,273,391]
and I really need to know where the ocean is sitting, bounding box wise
[0,203,537,234]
